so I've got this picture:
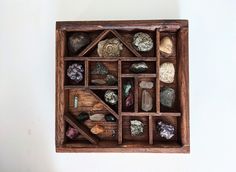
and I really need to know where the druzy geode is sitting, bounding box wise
[67,63,84,83]
[160,87,175,108]
[68,33,90,55]
[97,38,123,57]
[132,32,153,52]
[157,121,175,140]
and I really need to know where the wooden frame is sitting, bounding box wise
[56,20,189,153]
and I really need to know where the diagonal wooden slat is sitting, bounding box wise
[64,113,99,144]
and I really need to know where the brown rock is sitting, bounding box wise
[91,125,105,135]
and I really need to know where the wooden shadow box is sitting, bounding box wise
[56,20,189,153]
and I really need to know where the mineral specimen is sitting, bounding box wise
[67,63,84,83]
[73,96,79,108]
[68,33,90,55]
[97,38,123,57]
[123,81,132,97]
[129,62,148,73]
[132,32,153,52]
[89,113,105,121]
[125,92,134,108]
[66,126,79,139]
[104,90,118,105]
[141,90,153,112]
[159,62,175,83]
[105,74,118,85]
[92,103,104,111]
[105,114,117,122]
[157,121,175,140]
[76,112,89,122]
[139,81,154,89]
[130,120,144,136]
[160,87,175,108]
[90,124,105,135]
[91,62,108,75]
[91,79,106,85]
[159,36,173,55]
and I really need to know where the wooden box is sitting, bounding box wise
[56,20,189,153]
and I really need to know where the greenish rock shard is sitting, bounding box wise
[105,114,117,122]
[129,62,148,73]
[91,62,108,75]
[123,81,132,97]
[160,87,175,108]
[76,112,89,122]
[105,74,118,85]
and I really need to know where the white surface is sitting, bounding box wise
[0,0,236,171]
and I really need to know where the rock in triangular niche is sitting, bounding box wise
[117,30,156,57]
[66,31,102,56]
[89,89,118,114]
[81,30,137,57]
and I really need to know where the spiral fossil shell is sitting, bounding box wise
[97,38,123,57]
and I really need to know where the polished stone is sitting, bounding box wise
[159,36,173,55]
[123,81,132,97]
[125,92,134,108]
[76,112,89,122]
[90,124,105,135]
[91,79,106,85]
[89,114,105,121]
[129,62,148,73]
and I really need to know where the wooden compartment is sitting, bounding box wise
[56,20,189,153]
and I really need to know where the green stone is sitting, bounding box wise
[123,81,132,97]
[160,87,175,108]
[129,62,148,73]
[76,112,89,122]
[106,74,118,85]
[105,114,117,122]
[91,62,108,75]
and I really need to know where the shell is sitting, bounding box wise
[97,38,123,57]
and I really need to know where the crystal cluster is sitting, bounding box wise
[67,63,84,83]
[157,121,175,140]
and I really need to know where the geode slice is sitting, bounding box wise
[129,62,148,73]
[91,62,108,75]
[157,121,175,140]
[160,87,175,108]
[132,32,153,52]
[160,62,175,83]
[130,120,144,136]
[104,90,118,105]
[68,33,90,55]
[97,38,123,57]
[105,74,118,85]
[66,126,79,139]
[67,63,84,83]
[141,90,153,112]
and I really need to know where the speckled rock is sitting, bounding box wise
[105,74,118,85]
[132,32,153,52]
[160,87,175,108]
[104,90,118,105]
[68,33,90,55]
[130,120,144,136]
[159,62,175,83]
[91,62,108,75]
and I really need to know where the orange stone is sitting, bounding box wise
[90,125,105,135]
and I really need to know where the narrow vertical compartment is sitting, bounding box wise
[138,77,156,112]
[121,77,135,112]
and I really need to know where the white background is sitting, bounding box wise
[0,0,236,171]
